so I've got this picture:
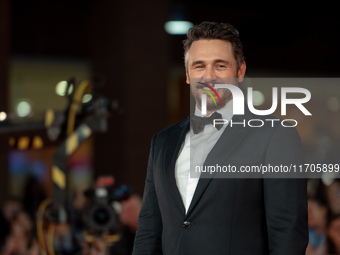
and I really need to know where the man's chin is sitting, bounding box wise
[206,104,223,112]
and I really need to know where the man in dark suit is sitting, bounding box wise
[133,21,308,255]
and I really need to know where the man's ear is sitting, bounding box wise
[186,70,190,84]
[237,61,246,83]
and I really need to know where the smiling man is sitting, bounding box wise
[185,38,246,115]
[133,21,308,255]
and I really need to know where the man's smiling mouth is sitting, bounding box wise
[196,82,223,106]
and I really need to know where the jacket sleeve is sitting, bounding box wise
[263,126,308,255]
[133,134,163,255]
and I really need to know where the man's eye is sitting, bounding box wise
[217,65,226,68]
[195,65,204,69]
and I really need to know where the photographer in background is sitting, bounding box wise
[80,178,141,255]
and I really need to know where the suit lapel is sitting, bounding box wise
[164,119,189,215]
[186,110,253,216]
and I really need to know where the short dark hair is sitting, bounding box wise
[183,21,245,69]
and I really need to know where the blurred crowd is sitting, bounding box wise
[0,176,142,255]
[1,176,340,255]
[0,197,40,255]
[307,179,340,255]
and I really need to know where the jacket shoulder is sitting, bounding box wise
[155,118,189,137]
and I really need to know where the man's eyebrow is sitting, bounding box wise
[191,60,205,67]
[214,59,232,66]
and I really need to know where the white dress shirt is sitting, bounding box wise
[175,100,233,214]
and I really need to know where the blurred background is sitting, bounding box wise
[0,1,339,254]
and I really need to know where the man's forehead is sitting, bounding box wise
[186,39,234,63]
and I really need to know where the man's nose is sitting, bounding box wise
[203,66,216,79]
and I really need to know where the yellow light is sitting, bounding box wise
[9,137,16,147]
[18,136,30,150]
[32,136,44,149]
[45,109,54,127]
[0,111,7,121]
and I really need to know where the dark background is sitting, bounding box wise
[0,0,339,199]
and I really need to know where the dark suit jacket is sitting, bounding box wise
[133,109,308,255]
